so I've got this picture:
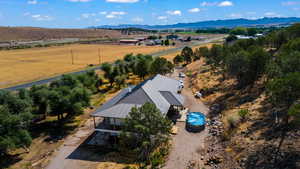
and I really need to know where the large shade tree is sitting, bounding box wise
[119,103,172,161]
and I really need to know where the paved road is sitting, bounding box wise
[3,67,103,91]
[2,36,223,91]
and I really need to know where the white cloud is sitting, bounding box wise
[95,18,101,22]
[81,13,96,18]
[188,8,201,13]
[28,0,38,5]
[166,10,182,16]
[106,0,139,3]
[103,11,127,19]
[31,14,53,21]
[132,17,144,22]
[105,11,126,19]
[157,16,167,20]
[264,12,280,17]
[68,0,92,2]
[282,1,300,6]
[201,1,217,6]
[110,11,126,15]
[200,1,233,7]
[229,13,242,18]
[99,11,107,15]
[218,1,233,7]
[106,14,116,18]
[24,12,31,16]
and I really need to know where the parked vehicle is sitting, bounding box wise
[195,91,202,98]
[186,112,206,132]
[177,85,184,93]
[179,72,186,78]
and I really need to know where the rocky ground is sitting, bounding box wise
[185,59,300,169]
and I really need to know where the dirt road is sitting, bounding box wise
[163,69,209,169]
[45,118,101,169]
[46,68,209,169]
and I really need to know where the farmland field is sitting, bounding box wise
[0,44,171,88]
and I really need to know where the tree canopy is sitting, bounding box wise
[119,103,172,161]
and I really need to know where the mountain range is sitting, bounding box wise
[95,17,300,30]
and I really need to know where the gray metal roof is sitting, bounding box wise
[160,91,184,106]
[92,74,184,118]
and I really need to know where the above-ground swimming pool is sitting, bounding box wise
[186,112,206,132]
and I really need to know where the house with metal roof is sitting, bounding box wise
[91,74,185,135]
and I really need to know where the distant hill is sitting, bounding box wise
[96,17,300,30]
[0,27,122,42]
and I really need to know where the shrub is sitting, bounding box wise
[227,115,239,129]
[238,109,249,121]
[149,145,169,169]
[186,71,193,77]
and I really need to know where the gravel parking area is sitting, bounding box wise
[164,69,209,169]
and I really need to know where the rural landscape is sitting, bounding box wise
[0,0,300,169]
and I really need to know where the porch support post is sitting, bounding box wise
[93,116,96,128]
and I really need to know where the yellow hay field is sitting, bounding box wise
[0,44,171,88]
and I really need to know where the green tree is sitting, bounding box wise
[198,46,210,58]
[30,85,51,117]
[101,63,117,86]
[247,28,257,36]
[115,75,127,88]
[267,51,300,79]
[226,34,238,43]
[267,72,300,109]
[77,70,102,93]
[119,103,172,161]
[267,72,300,158]
[135,58,152,79]
[150,57,174,75]
[164,39,170,46]
[173,54,184,64]
[225,50,251,87]
[230,27,247,35]
[181,46,194,64]
[0,91,33,155]
[48,86,91,121]
[208,44,223,68]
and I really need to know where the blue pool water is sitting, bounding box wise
[187,112,206,126]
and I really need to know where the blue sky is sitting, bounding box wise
[0,0,300,28]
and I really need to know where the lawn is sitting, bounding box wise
[0,44,171,88]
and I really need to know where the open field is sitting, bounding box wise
[0,27,122,42]
[0,44,171,88]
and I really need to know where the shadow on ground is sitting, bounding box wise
[0,154,22,169]
[244,144,300,169]
[66,132,134,165]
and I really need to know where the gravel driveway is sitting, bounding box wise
[164,69,209,169]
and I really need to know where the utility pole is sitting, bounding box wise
[98,48,101,65]
[71,49,74,65]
